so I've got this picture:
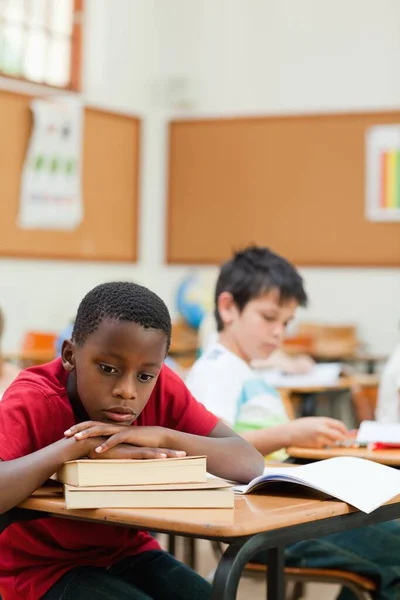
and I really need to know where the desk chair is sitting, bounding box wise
[168,318,198,368]
[350,374,379,425]
[209,540,376,600]
[296,323,360,360]
[243,560,376,600]
[18,331,57,367]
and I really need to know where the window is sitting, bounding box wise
[0,0,82,90]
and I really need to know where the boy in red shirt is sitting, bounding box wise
[0,282,263,600]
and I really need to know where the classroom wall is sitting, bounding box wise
[1,0,400,355]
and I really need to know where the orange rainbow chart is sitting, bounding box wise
[366,125,400,221]
[379,150,400,210]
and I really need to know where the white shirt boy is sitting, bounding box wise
[186,341,289,460]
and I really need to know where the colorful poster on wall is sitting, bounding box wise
[366,125,400,222]
[18,97,84,230]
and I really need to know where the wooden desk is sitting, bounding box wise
[281,374,380,423]
[279,377,353,419]
[3,488,400,600]
[277,375,379,396]
[4,349,55,367]
[314,352,387,374]
[278,376,352,395]
[287,446,400,466]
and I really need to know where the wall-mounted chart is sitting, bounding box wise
[19,97,84,231]
[366,124,400,221]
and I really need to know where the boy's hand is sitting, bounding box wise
[286,417,349,448]
[64,421,186,458]
[289,355,315,375]
[86,443,180,460]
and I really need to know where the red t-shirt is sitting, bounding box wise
[0,359,218,600]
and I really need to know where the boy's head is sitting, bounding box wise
[215,246,307,363]
[62,282,171,425]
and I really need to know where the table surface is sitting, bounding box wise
[4,350,55,364]
[287,445,400,465]
[277,373,380,395]
[312,351,387,363]
[277,376,353,395]
[19,484,400,540]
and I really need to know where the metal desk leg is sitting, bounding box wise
[301,393,317,417]
[168,534,176,556]
[183,536,196,570]
[367,359,375,375]
[211,536,285,600]
[267,547,285,600]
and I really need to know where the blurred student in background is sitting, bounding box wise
[199,311,315,374]
[375,342,400,422]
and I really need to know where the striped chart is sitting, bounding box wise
[366,125,400,221]
[380,150,400,209]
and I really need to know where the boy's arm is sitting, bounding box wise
[252,349,314,375]
[0,385,108,515]
[240,423,295,455]
[0,436,102,515]
[164,420,264,483]
[67,421,265,484]
[240,417,348,455]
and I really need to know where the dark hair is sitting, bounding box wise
[215,246,308,331]
[72,282,171,350]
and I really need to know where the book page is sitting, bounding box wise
[65,477,231,492]
[233,457,400,513]
[257,363,341,388]
[357,421,400,444]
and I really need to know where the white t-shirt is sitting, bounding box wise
[376,344,400,423]
[186,342,289,460]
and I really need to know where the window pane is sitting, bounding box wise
[26,0,47,28]
[23,29,46,82]
[49,0,73,35]
[45,36,70,87]
[2,0,24,24]
[0,24,23,75]
[0,0,77,89]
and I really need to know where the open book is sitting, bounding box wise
[258,363,341,389]
[232,456,400,513]
[357,421,400,447]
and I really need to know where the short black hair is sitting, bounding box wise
[215,246,308,331]
[72,282,171,350]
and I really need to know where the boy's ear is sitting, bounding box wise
[217,291,240,327]
[61,339,76,372]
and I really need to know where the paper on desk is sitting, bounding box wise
[258,363,341,388]
[232,456,400,513]
[357,421,400,444]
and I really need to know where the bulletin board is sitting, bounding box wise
[167,112,400,266]
[0,89,140,261]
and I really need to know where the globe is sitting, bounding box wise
[176,273,214,330]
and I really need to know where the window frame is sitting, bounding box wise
[0,0,83,92]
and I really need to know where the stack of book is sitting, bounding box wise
[55,455,234,509]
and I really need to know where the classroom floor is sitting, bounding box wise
[158,535,339,599]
